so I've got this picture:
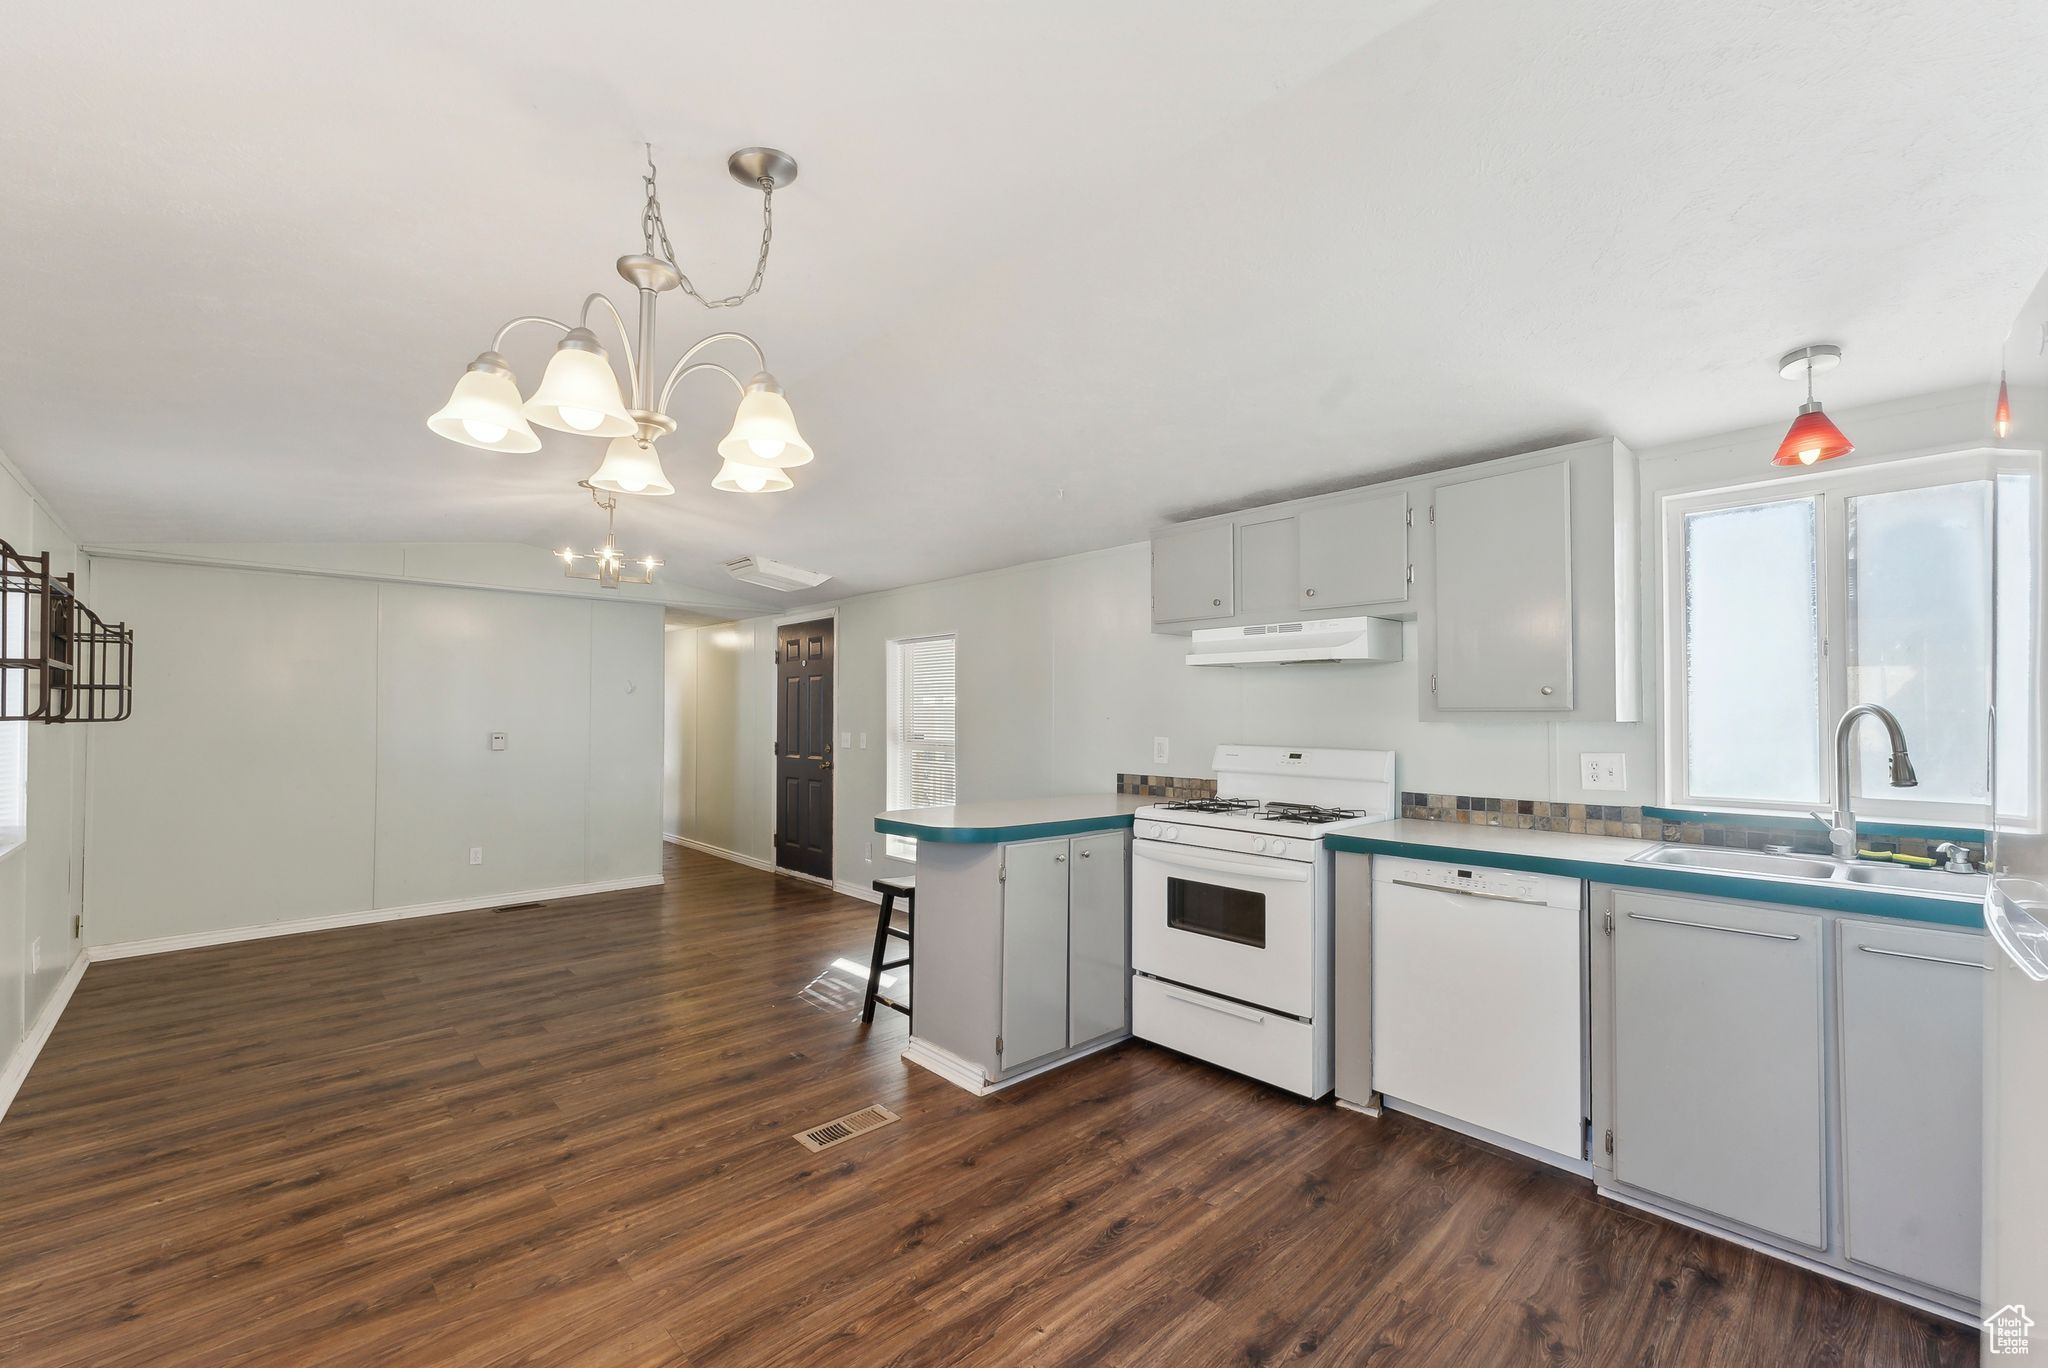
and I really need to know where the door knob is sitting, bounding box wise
[820,758,833,769]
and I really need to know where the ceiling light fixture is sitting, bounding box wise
[724,556,832,591]
[1772,344,1853,467]
[561,482,663,588]
[429,146,813,495]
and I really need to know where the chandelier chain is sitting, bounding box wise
[641,149,774,310]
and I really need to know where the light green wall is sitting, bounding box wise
[84,560,665,946]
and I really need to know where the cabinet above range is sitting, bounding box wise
[1150,437,1640,722]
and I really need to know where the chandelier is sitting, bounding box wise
[428,145,813,505]
[560,482,663,588]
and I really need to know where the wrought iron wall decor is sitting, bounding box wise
[0,538,132,723]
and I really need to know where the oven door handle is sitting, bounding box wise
[1135,844,1311,884]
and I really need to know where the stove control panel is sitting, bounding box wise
[1136,818,1329,863]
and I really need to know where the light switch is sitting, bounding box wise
[1153,736,1170,764]
[489,732,509,751]
[858,732,868,749]
[469,847,484,865]
[842,730,853,748]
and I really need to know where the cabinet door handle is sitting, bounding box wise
[1165,988,1266,1023]
[1079,849,1092,859]
[1540,685,1555,696]
[1857,944,1989,971]
[1054,854,1066,863]
[1211,597,1222,606]
[1305,587,1317,598]
[1626,911,1798,942]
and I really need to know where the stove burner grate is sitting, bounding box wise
[1255,802,1371,825]
[1157,797,1259,813]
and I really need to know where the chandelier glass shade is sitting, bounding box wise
[712,457,793,493]
[589,437,675,497]
[523,331,637,437]
[1771,344,1852,467]
[716,376,814,468]
[426,354,540,453]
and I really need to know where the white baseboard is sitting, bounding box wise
[663,833,775,873]
[0,950,89,1123]
[1595,1185,1976,1325]
[902,1032,1128,1097]
[87,873,666,962]
[664,834,878,904]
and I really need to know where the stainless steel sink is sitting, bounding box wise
[1836,863,1986,895]
[1629,846,1840,880]
[1626,843,1981,899]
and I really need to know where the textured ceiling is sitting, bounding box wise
[3,0,2046,611]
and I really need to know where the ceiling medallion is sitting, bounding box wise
[428,144,814,530]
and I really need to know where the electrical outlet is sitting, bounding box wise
[864,841,873,862]
[469,847,483,866]
[1580,753,1627,791]
[841,730,853,748]
[488,732,508,751]
[29,938,39,973]
[858,731,868,749]
[1153,736,1170,764]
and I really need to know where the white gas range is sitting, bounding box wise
[1130,745,1396,1098]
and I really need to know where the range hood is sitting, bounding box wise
[1186,615,1403,667]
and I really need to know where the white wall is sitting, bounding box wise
[663,383,2019,891]
[84,559,664,948]
[0,453,90,1109]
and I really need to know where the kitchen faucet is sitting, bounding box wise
[1811,704,1918,859]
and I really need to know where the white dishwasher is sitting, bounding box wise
[1370,856,1586,1166]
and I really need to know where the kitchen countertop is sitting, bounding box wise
[874,794,1148,844]
[1327,818,1985,929]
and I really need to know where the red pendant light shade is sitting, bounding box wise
[1772,344,1851,467]
[1772,404,1854,466]
[1996,370,2012,439]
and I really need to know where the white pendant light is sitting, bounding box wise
[588,436,675,497]
[712,457,793,493]
[524,328,637,437]
[427,353,541,452]
[716,373,813,468]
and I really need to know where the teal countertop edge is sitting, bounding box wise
[874,813,1136,844]
[1326,832,1985,930]
[1641,805,1987,845]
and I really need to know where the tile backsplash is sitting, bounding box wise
[1401,791,1985,862]
[1116,773,1218,802]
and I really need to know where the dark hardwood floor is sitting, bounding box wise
[0,846,1977,1366]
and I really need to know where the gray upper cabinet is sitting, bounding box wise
[1609,891,1827,1249]
[1235,516,1301,623]
[1837,918,1987,1297]
[1067,831,1129,1047]
[1297,492,1409,612]
[1150,522,1236,626]
[999,838,1073,1071]
[1429,462,1574,711]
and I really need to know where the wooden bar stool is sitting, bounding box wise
[862,876,915,1024]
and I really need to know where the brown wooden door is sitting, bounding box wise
[775,618,834,879]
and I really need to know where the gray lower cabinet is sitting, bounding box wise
[1608,891,1827,1248]
[1837,918,1987,1297]
[999,833,1130,1072]
[1150,522,1235,626]
[1067,832,1130,1046]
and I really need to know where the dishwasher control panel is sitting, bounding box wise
[1373,856,1582,910]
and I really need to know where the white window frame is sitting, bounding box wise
[884,633,957,862]
[1660,449,2014,827]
